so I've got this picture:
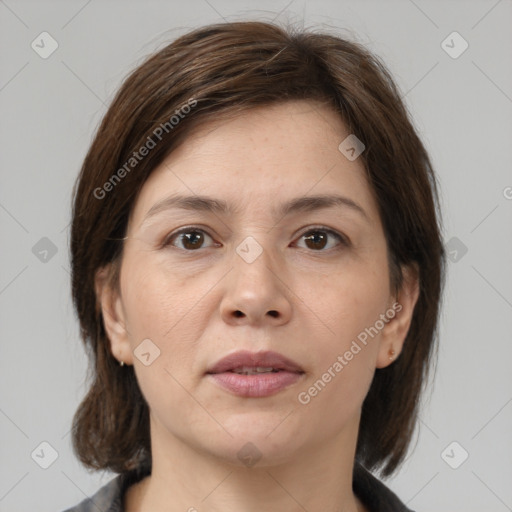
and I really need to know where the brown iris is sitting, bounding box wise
[180,230,205,250]
[303,231,328,250]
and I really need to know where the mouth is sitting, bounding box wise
[206,349,304,374]
[206,350,305,398]
[228,366,284,375]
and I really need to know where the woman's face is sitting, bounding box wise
[99,100,416,466]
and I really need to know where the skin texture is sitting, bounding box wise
[96,100,419,512]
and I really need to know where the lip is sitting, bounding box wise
[206,350,305,398]
[206,350,304,374]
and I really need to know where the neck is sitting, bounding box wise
[125,415,367,512]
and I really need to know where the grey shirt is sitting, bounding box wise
[62,461,414,512]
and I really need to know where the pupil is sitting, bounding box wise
[305,232,326,250]
[184,231,203,249]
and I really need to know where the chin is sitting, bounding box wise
[199,416,307,468]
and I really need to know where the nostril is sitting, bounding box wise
[268,310,279,318]
[234,310,244,318]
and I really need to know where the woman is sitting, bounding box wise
[64,20,446,512]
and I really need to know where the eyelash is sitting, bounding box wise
[161,225,349,253]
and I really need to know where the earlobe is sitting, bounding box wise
[376,262,420,369]
[94,264,133,365]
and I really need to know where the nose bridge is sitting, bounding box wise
[232,232,280,291]
[220,231,292,325]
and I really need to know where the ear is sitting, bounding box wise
[376,262,420,369]
[94,263,134,365]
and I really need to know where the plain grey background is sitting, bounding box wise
[1,0,511,511]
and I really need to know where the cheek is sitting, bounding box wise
[119,251,217,378]
[122,268,173,336]
[119,259,205,418]
[120,251,199,336]
[308,258,390,340]
[295,273,387,419]
[300,260,389,396]
[297,353,375,433]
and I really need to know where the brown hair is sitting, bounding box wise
[70,20,446,478]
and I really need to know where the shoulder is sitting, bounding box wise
[61,474,123,512]
[353,462,415,512]
[61,463,151,512]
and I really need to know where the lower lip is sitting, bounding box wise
[207,371,304,397]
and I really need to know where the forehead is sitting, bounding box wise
[129,100,380,228]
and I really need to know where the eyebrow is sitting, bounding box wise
[142,193,370,225]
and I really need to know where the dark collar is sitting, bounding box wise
[353,461,414,512]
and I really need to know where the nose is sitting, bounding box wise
[220,241,292,327]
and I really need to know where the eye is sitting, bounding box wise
[295,227,348,251]
[162,225,348,252]
[163,227,216,251]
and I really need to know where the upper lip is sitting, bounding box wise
[206,350,304,374]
